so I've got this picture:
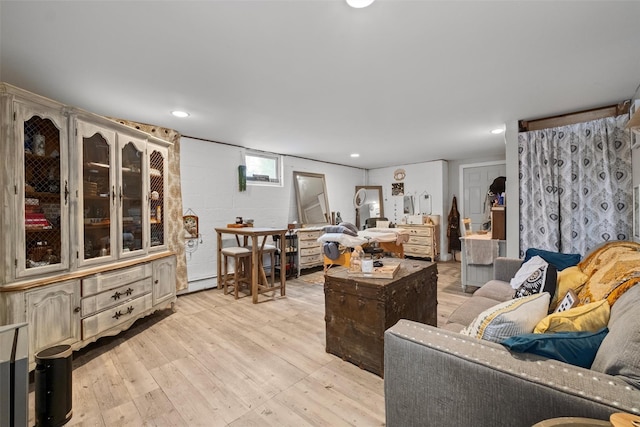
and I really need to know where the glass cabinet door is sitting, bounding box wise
[77,120,116,265]
[148,146,167,249]
[18,104,69,277]
[119,137,146,256]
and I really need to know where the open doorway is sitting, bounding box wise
[459,161,506,233]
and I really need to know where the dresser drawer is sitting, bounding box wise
[299,239,321,249]
[298,230,323,240]
[83,263,152,296]
[400,226,432,237]
[81,277,153,317]
[406,235,430,245]
[300,253,323,267]
[300,246,322,257]
[82,293,153,339]
[404,244,433,257]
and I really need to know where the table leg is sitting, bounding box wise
[251,235,259,303]
[279,231,286,296]
[216,231,222,289]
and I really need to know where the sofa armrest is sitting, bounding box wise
[493,257,522,282]
[384,320,640,427]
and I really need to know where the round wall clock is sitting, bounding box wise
[393,168,406,181]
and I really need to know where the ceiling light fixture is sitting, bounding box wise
[490,128,505,134]
[346,0,375,8]
[350,153,360,158]
[171,110,190,118]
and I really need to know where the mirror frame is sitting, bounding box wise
[293,171,331,226]
[355,185,384,229]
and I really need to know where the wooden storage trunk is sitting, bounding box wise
[324,259,437,377]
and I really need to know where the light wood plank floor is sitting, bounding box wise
[28,261,471,426]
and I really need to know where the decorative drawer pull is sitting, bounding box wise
[125,288,134,296]
[111,291,122,300]
[112,306,135,319]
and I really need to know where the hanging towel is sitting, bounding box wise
[464,235,499,265]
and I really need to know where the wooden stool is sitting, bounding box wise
[221,247,252,299]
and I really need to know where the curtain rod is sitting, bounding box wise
[518,100,631,132]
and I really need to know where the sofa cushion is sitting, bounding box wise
[502,327,608,369]
[460,292,550,343]
[473,280,514,302]
[446,295,505,328]
[591,283,640,389]
[550,266,588,311]
[534,299,610,333]
[524,247,581,271]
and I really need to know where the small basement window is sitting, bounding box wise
[244,150,282,186]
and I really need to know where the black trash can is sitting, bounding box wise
[35,345,73,427]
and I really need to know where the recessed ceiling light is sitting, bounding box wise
[171,110,189,118]
[346,0,375,8]
[350,153,360,158]
[490,128,504,134]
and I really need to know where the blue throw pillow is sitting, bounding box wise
[524,248,581,271]
[501,328,608,369]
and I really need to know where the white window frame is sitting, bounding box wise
[244,150,283,187]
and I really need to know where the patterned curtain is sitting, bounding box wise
[518,114,632,257]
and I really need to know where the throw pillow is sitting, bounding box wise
[534,300,610,333]
[460,292,550,343]
[502,328,609,369]
[513,263,557,300]
[524,248,581,271]
[550,266,588,311]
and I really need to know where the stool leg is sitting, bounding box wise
[233,256,240,299]
[223,255,229,294]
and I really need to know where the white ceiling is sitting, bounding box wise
[2,0,640,169]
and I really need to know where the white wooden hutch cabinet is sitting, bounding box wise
[0,83,176,369]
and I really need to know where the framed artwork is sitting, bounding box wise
[391,182,404,196]
[183,214,199,238]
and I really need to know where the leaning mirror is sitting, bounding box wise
[354,186,384,229]
[293,171,331,225]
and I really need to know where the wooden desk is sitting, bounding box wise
[215,227,287,303]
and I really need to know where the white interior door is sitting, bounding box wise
[462,163,506,232]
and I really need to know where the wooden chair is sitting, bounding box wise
[221,247,252,299]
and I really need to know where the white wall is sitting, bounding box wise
[180,137,365,292]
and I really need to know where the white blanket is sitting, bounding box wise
[318,228,410,247]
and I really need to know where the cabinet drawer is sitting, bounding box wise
[401,227,432,237]
[404,244,433,257]
[81,277,152,317]
[300,247,322,257]
[82,293,153,339]
[83,263,152,295]
[300,253,323,266]
[298,230,322,240]
[298,239,321,249]
[407,235,430,245]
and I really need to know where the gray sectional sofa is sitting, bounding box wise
[384,257,640,427]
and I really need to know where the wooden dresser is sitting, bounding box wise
[324,259,438,377]
[397,224,438,261]
[295,228,324,276]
